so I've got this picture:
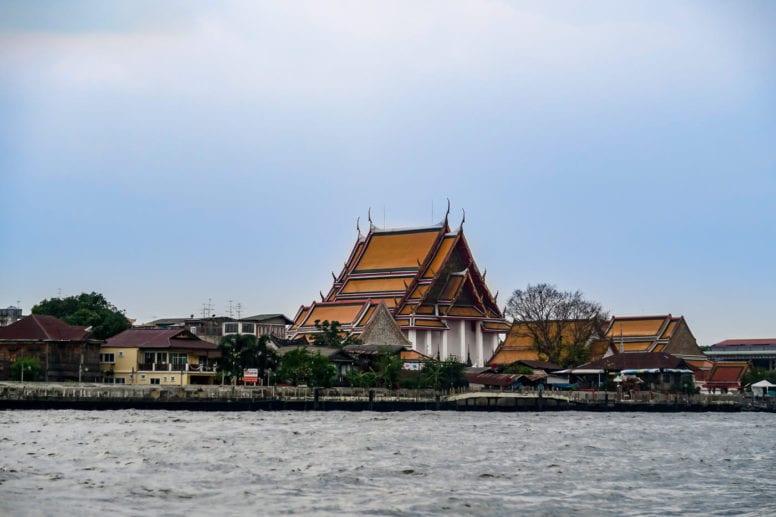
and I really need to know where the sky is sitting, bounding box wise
[1,1,774,346]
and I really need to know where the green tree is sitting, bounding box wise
[11,357,43,382]
[312,320,361,348]
[376,353,402,389]
[742,367,776,386]
[218,334,278,384]
[505,283,608,367]
[32,292,131,340]
[276,348,336,387]
[421,359,468,390]
[345,369,377,388]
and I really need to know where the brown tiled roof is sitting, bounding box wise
[0,314,90,341]
[105,329,217,350]
[577,352,686,371]
[465,371,519,387]
[515,360,563,371]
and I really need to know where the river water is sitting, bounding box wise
[1,410,774,516]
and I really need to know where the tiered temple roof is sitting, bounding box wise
[291,214,509,341]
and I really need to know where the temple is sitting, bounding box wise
[289,209,510,366]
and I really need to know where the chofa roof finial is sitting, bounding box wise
[459,208,466,230]
[444,198,451,226]
[368,207,374,229]
[356,216,362,236]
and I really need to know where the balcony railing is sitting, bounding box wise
[138,363,216,372]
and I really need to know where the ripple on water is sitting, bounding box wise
[1,410,775,516]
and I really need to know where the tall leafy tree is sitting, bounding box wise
[218,334,278,384]
[276,348,336,387]
[32,292,131,340]
[505,283,608,367]
[312,320,361,348]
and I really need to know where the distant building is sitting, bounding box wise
[0,306,23,327]
[706,339,776,370]
[0,314,101,381]
[222,314,292,339]
[101,328,220,385]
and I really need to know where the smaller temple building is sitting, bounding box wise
[101,328,220,385]
[0,314,101,382]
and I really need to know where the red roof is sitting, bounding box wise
[0,314,90,341]
[105,329,218,350]
[713,339,776,347]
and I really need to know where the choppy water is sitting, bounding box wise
[1,410,774,516]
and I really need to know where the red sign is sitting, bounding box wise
[243,368,259,383]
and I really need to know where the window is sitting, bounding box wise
[114,377,125,384]
[163,377,168,382]
[170,376,175,382]
[140,374,147,380]
[150,378,160,385]
[99,353,115,363]
[241,323,255,334]
[225,323,239,333]
[170,353,187,365]
[118,351,124,358]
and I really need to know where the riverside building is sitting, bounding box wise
[289,210,510,366]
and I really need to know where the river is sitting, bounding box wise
[1,410,774,516]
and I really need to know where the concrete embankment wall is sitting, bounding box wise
[0,383,748,412]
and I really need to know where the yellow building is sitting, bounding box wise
[100,328,220,385]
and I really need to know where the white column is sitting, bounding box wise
[476,323,484,367]
[425,332,432,357]
[408,329,417,351]
[441,330,448,361]
[459,321,466,363]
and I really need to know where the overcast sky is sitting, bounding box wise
[1,1,774,345]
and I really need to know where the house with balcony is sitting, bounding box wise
[101,328,220,385]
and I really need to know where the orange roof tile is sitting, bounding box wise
[341,277,409,294]
[414,319,446,328]
[652,343,666,353]
[356,305,377,327]
[401,349,434,361]
[607,318,666,338]
[440,276,464,300]
[398,304,416,315]
[303,304,365,326]
[395,319,410,327]
[482,321,511,332]
[409,284,430,299]
[489,348,541,365]
[354,229,440,272]
[417,305,435,314]
[619,341,654,352]
[423,235,456,278]
[447,306,483,317]
[661,321,678,339]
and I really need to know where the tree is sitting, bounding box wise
[742,367,776,386]
[218,334,278,384]
[276,348,336,387]
[11,357,43,382]
[312,320,361,348]
[32,292,131,340]
[505,283,608,367]
[421,358,468,390]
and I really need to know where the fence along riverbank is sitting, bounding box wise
[1,382,769,412]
